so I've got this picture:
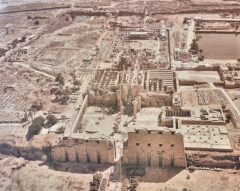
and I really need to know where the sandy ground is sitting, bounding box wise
[1,156,240,191]
[226,89,240,111]
[0,156,92,191]
[137,168,240,191]
[1,1,240,191]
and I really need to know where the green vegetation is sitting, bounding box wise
[0,48,7,57]
[90,172,103,191]
[55,73,65,87]
[34,20,40,27]
[26,116,45,141]
[50,87,58,95]
[46,114,58,126]
[183,17,188,24]
[226,113,231,123]
[128,178,139,191]
[70,69,81,90]
[190,39,199,54]
[54,87,71,104]
[110,85,119,92]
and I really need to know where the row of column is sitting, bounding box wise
[166,110,190,117]
[133,96,141,119]
[145,81,163,92]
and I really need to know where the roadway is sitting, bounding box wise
[12,62,55,79]
[65,73,91,133]
[187,19,195,50]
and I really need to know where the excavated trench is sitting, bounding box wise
[186,151,240,169]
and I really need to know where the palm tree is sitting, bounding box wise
[199,49,203,58]
[55,89,63,100]
[34,20,40,28]
[31,108,37,118]
[226,113,231,123]
[70,69,76,88]
[55,73,65,89]
[61,86,71,103]
[75,79,81,90]
[28,110,33,121]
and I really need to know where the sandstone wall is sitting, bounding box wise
[88,92,117,107]
[53,138,115,164]
[140,92,172,107]
[186,151,239,168]
[123,132,186,167]
[181,120,225,126]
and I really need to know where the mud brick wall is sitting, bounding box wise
[140,93,172,107]
[123,132,186,167]
[53,138,115,164]
[88,92,117,106]
[182,120,225,126]
[73,95,88,133]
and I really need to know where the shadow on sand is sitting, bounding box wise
[121,166,184,183]
[43,162,112,174]
[43,161,184,183]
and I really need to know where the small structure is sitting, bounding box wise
[128,32,150,39]
[22,46,31,54]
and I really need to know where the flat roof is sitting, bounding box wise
[63,132,107,140]
[128,108,162,132]
[181,124,232,151]
[130,32,148,35]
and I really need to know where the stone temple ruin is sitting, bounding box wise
[123,130,186,167]
[50,24,184,167]
[2,4,240,183]
[51,24,234,168]
[53,133,115,164]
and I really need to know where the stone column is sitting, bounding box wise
[114,122,119,132]
[146,83,149,92]
[151,85,154,92]
[133,101,138,119]
[136,96,141,111]
[156,81,159,92]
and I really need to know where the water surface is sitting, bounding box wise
[197,33,240,60]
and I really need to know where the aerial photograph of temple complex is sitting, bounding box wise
[2,0,240,190]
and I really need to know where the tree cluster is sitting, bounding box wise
[90,172,103,191]
[55,73,65,87]
[128,178,139,191]
[26,116,45,141]
[46,114,58,126]
[190,39,199,54]
[54,87,71,104]
[34,20,40,27]
[70,70,81,90]
[198,49,204,61]
[226,113,231,123]
[190,40,205,61]
[110,86,119,92]
[0,48,7,57]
